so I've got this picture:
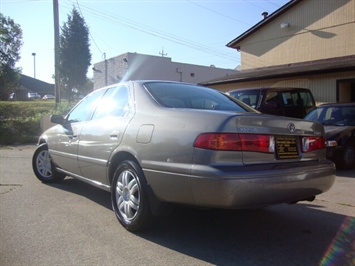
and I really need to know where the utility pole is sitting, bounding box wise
[31,53,36,79]
[32,52,37,93]
[53,0,61,105]
[159,47,167,57]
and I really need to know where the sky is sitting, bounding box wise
[1,0,290,84]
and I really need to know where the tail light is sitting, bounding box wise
[194,134,326,153]
[326,140,337,147]
[301,136,326,152]
[194,133,274,153]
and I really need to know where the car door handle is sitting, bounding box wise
[110,131,120,140]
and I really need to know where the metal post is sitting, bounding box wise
[32,53,36,79]
[53,0,61,105]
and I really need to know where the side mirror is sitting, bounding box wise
[50,115,65,125]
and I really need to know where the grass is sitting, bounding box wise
[0,100,75,145]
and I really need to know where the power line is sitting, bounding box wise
[185,0,252,26]
[59,0,288,67]
[75,0,104,56]
[265,0,282,8]
[59,0,238,63]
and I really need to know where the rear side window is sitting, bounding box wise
[144,82,250,112]
[229,89,259,109]
[299,91,315,107]
[280,91,315,107]
[92,86,130,120]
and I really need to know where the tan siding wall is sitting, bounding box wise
[240,0,355,70]
[210,70,355,104]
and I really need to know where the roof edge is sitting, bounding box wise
[227,0,303,49]
[201,55,355,86]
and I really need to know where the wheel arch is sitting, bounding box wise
[108,151,172,216]
[108,151,139,186]
[38,138,48,146]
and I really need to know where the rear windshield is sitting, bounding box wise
[144,82,253,112]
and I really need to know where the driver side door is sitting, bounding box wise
[48,89,106,176]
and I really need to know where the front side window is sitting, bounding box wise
[66,89,106,123]
[324,106,355,125]
[306,105,355,126]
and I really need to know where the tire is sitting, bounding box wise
[338,145,355,170]
[32,144,66,183]
[111,160,154,232]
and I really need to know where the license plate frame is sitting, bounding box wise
[275,136,299,159]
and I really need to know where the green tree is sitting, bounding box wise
[59,8,91,102]
[0,13,23,100]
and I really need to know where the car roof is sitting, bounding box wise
[228,87,311,93]
[317,102,355,107]
[97,80,201,89]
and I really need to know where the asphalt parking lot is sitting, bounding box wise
[0,145,354,266]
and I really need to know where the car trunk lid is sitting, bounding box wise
[234,114,325,165]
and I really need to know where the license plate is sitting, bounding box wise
[275,136,299,159]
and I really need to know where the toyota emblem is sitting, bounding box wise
[287,123,296,132]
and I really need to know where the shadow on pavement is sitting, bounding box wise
[47,177,354,266]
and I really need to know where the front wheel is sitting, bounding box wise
[32,144,66,183]
[111,160,154,231]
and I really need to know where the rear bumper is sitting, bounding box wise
[190,160,336,209]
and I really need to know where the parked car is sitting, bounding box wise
[32,81,335,231]
[42,94,55,100]
[228,87,316,118]
[28,92,41,100]
[305,102,355,170]
[8,92,16,101]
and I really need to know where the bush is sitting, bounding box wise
[0,101,75,145]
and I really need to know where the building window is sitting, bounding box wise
[190,73,195,77]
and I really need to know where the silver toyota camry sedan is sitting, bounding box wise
[32,80,335,231]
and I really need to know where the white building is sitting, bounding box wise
[92,52,238,90]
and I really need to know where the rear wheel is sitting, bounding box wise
[338,145,355,170]
[32,144,66,183]
[111,160,153,231]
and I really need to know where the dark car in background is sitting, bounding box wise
[228,87,316,118]
[305,103,355,170]
[32,81,335,231]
